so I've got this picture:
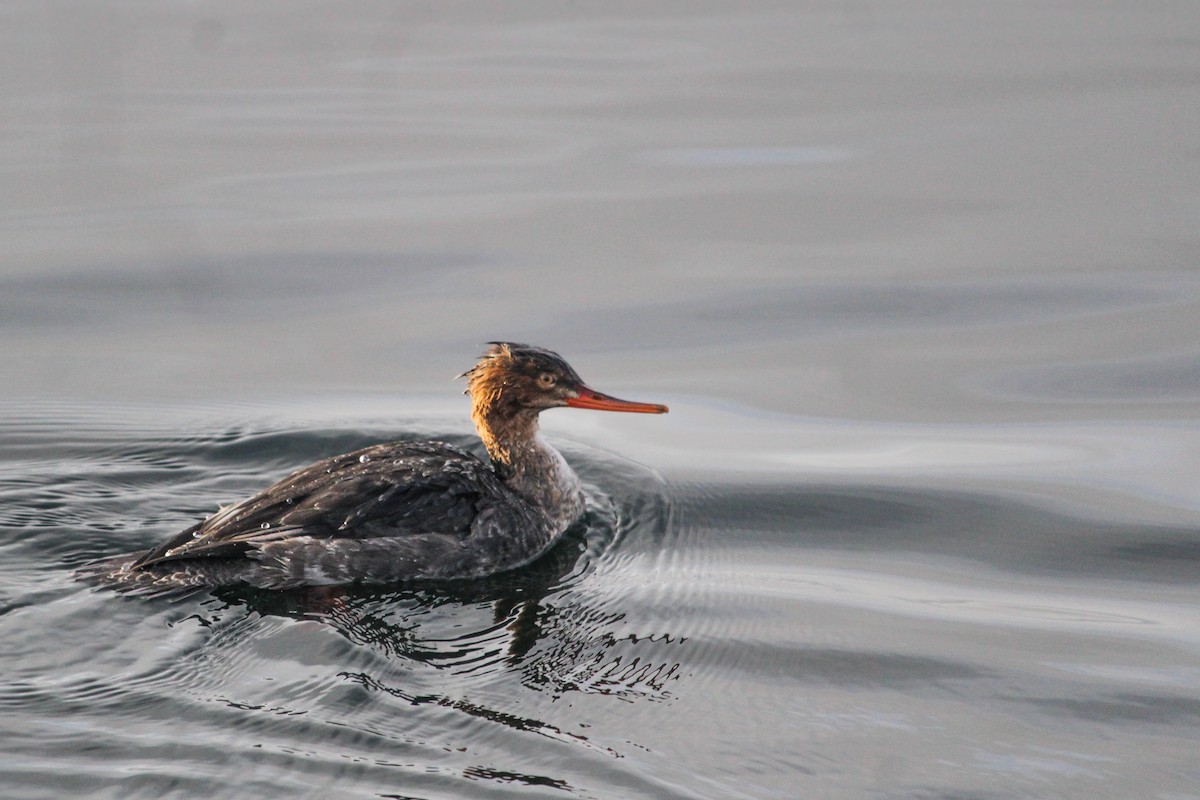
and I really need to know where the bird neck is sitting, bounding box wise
[472,405,583,518]
[473,404,540,471]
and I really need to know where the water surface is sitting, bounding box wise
[3,2,1199,799]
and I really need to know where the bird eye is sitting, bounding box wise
[537,372,557,388]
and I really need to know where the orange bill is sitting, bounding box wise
[565,386,669,414]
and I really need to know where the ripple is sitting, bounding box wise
[642,146,854,167]
[557,270,1200,349]
[3,402,1198,800]
[1022,693,1200,727]
[979,351,1200,403]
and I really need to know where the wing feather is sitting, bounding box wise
[131,440,500,569]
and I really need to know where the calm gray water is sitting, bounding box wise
[3,2,1199,798]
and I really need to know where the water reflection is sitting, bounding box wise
[182,501,683,776]
[3,402,1198,799]
[201,474,683,710]
[341,670,624,760]
[215,517,599,669]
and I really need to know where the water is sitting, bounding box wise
[3,2,1200,798]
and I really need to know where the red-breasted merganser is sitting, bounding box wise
[84,343,667,592]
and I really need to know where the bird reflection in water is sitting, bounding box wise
[212,492,683,706]
[216,511,597,667]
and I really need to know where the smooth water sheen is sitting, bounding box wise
[3,2,1200,799]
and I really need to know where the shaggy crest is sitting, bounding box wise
[458,343,586,462]
[460,342,583,392]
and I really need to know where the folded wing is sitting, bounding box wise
[130,441,502,569]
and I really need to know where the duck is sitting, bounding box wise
[82,343,667,591]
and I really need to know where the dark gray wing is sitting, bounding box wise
[130,440,503,569]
